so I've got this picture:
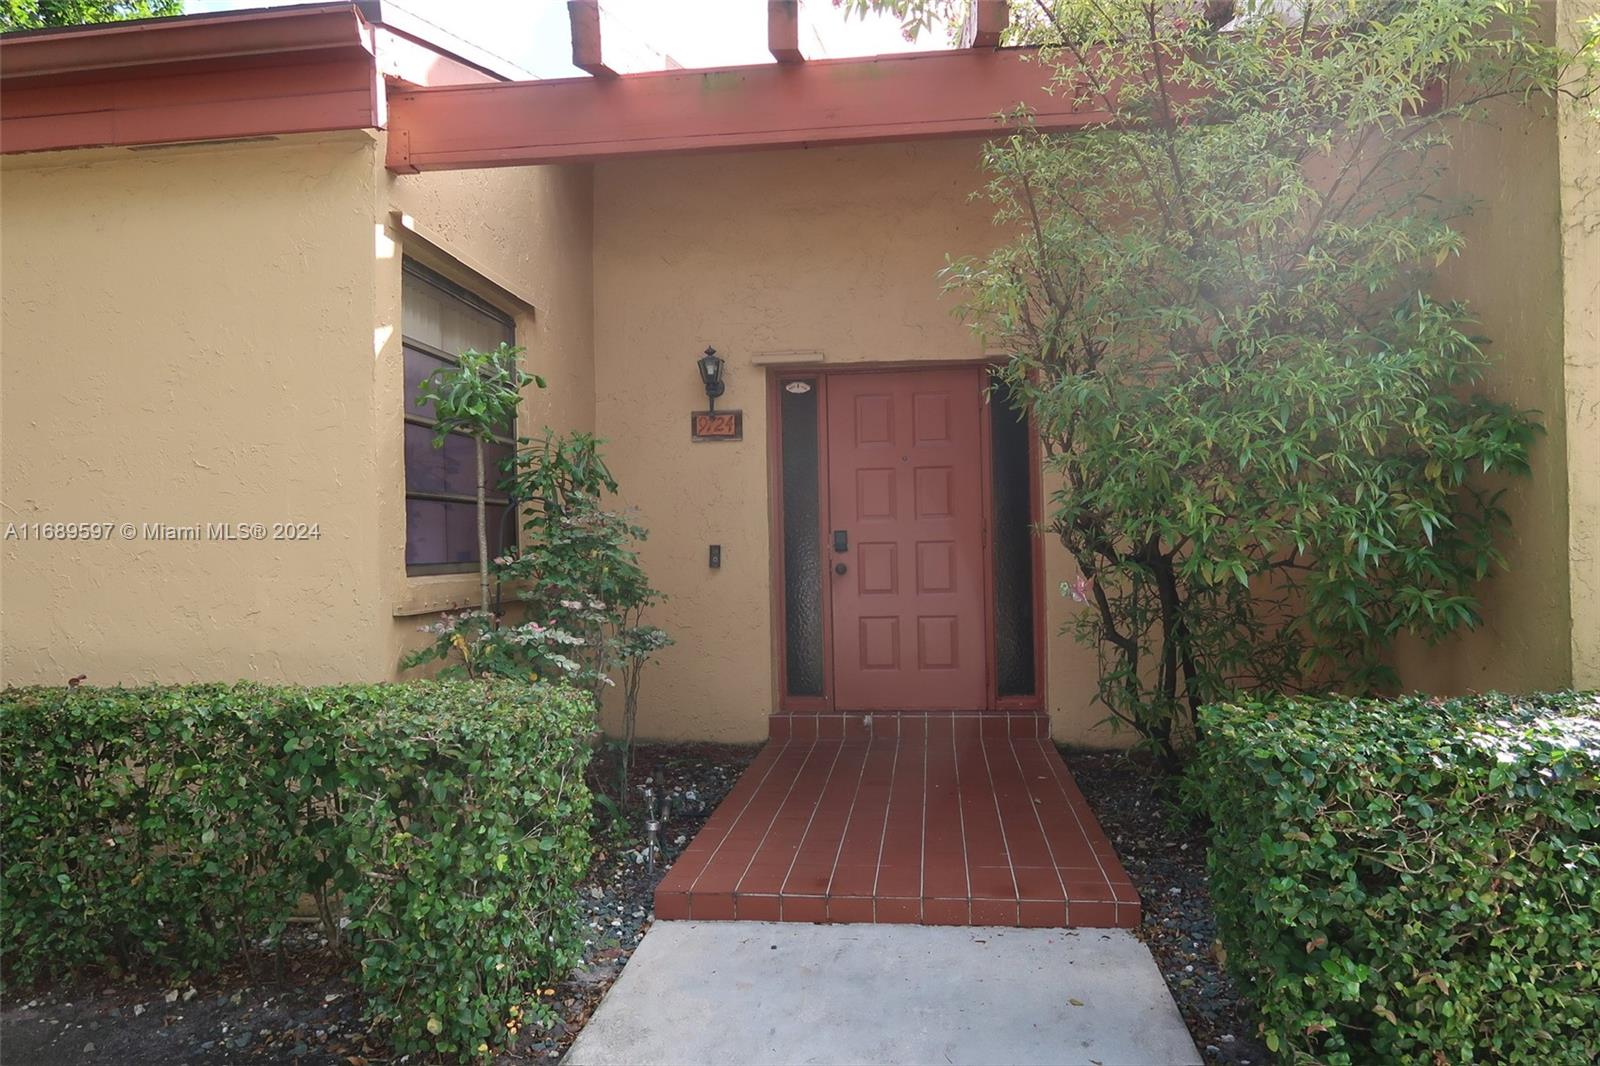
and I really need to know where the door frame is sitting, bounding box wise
[765,361,1046,713]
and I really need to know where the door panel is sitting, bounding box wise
[827,368,987,710]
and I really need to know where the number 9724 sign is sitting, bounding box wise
[691,410,743,442]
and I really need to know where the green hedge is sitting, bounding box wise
[0,680,594,1059]
[1189,692,1599,1064]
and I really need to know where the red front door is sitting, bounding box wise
[827,367,988,710]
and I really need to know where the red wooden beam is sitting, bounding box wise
[568,0,616,77]
[769,0,803,63]
[961,0,1009,49]
[386,47,1110,173]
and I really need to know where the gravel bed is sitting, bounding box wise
[510,742,757,1062]
[1061,748,1271,1066]
[0,742,758,1066]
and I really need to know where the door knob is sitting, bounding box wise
[834,562,848,575]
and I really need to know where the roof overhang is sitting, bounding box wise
[1,1,1116,172]
[0,2,503,157]
[387,47,1107,173]
[0,4,371,79]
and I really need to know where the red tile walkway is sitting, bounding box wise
[654,712,1140,928]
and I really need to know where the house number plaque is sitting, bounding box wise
[691,410,743,442]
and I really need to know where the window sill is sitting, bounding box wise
[393,574,483,618]
[393,575,533,618]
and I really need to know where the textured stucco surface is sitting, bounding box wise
[379,150,596,671]
[1392,77,1574,693]
[592,140,1104,744]
[1393,2,1599,695]
[0,132,595,688]
[2,93,1588,735]
[1558,0,1600,686]
[1,132,387,686]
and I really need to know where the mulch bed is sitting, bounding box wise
[1062,748,1271,1066]
[0,742,758,1066]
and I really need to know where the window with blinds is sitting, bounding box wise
[401,260,517,574]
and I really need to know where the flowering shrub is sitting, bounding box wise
[402,432,671,797]
[500,432,665,706]
[1188,693,1600,1064]
[0,680,594,1060]
[403,609,585,683]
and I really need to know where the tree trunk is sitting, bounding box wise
[475,436,490,615]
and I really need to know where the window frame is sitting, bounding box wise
[401,258,519,577]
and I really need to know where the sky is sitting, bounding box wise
[182,0,952,79]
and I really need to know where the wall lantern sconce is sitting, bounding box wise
[697,346,726,412]
[690,346,740,442]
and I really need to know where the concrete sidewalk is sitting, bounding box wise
[563,922,1201,1066]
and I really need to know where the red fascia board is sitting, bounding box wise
[387,47,1111,172]
[0,6,387,155]
[0,5,372,80]
[0,54,377,154]
[0,4,521,155]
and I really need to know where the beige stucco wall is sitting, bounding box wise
[1,132,389,686]
[592,140,1105,744]
[377,147,596,671]
[1,82,1585,726]
[1392,86,1575,693]
[1394,2,1599,695]
[1557,0,1600,687]
[596,128,1591,745]
[0,130,595,689]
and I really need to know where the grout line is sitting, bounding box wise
[918,726,929,909]
[1006,734,1071,907]
[978,730,1021,902]
[778,737,850,897]
[952,717,971,903]
[737,739,830,897]
[868,734,901,902]
[1034,739,1116,887]
[683,741,791,896]
[827,735,875,895]
[710,739,819,897]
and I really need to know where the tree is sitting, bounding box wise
[854,0,1595,762]
[1,0,179,31]
[501,431,671,803]
[414,342,539,615]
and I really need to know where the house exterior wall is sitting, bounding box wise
[378,150,596,670]
[0,92,1585,736]
[594,130,1588,745]
[0,131,389,688]
[1557,0,1600,687]
[0,130,596,689]
[1391,89,1575,693]
[591,139,1103,744]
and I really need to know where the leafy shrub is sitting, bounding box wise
[406,608,588,683]
[1,680,594,1059]
[1188,693,1599,1064]
[869,0,1599,761]
[406,430,672,806]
